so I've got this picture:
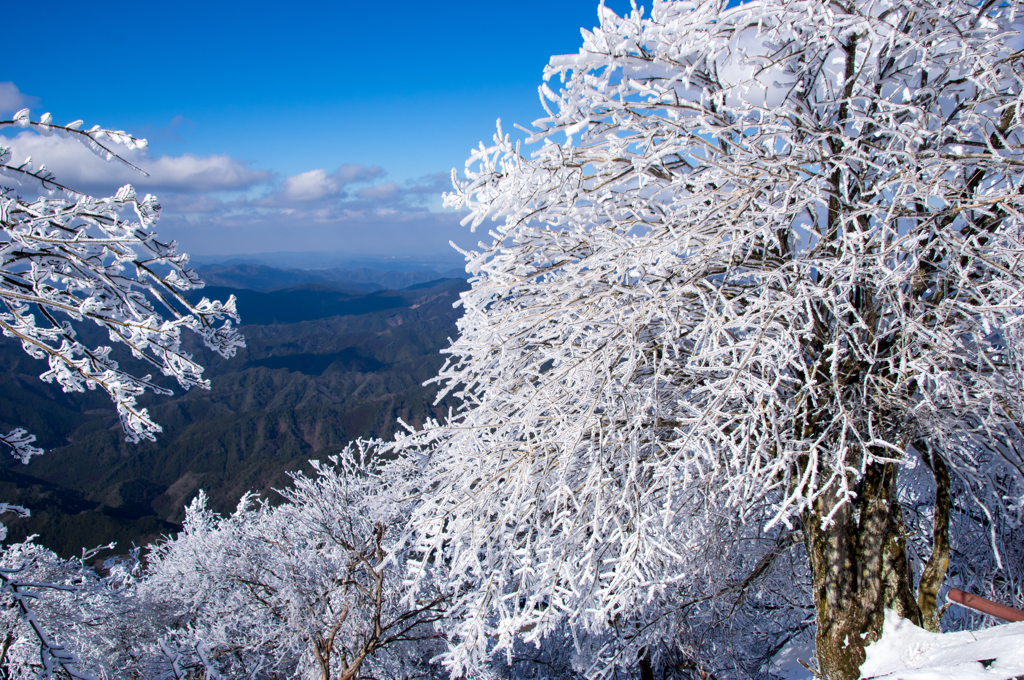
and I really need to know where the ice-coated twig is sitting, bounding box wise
[0,110,244,445]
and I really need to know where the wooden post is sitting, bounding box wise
[947,589,1024,623]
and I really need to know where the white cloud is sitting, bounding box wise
[0,125,468,258]
[0,83,38,114]
[2,131,270,194]
[282,164,385,201]
[283,169,338,200]
[271,170,448,212]
[158,193,228,215]
[334,163,384,184]
[145,153,269,192]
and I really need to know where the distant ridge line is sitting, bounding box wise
[195,263,469,293]
[189,251,467,273]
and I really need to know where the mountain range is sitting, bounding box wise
[194,262,469,293]
[0,266,469,559]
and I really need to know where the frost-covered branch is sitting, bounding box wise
[0,565,96,680]
[393,1,1024,677]
[0,539,151,680]
[0,109,244,444]
[0,428,42,464]
[143,441,448,680]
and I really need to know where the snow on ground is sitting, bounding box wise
[861,610,1024,680]
[770,609,1024,680]
[770,627,816,680]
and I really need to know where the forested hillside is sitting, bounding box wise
[0,273,468,558]
[194,262,469,292]
[5,0,1024,677]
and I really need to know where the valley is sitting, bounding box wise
[0,267,469,558]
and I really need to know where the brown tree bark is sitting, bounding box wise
[916,444,951,633]
[803,460,922,680]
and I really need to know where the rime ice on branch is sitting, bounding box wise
[0,109,244,448]
[143,441,447,680]
[394,1,1024,678]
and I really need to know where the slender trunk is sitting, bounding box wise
[803,461,920,680]
[0,632,13,680]
[639,647,655,680]
[917,445,951,632]
[881,487,920,623]
[339,652,368,680]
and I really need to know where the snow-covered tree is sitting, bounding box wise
[0,109,243,678]
[0,536,150,680]
[0,108,243,450]
[394,1,1024,678]
[143,441,448,680]
[0,444,450,680]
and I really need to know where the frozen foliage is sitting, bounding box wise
[4,2,1024,678]
[391,0,1024,677]
[0,108,244,678]
[0,446,448,680]
[0,541,149,680]
[0,109,243,446]
[142,442,448,680]
[0,504,29,543]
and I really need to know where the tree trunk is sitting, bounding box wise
[916,445,951,633]
[803,461,921,680]
[638,647,655,680]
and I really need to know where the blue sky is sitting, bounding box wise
[2,0,632,263]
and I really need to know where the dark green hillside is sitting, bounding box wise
[195,263,469,292]
[0,277,469,558]
[248,347,384,374]
[187,285,412,325]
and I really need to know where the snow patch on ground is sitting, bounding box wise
[770,628,817,680]
[770,610,1024,680]
[861,609,1024,680]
